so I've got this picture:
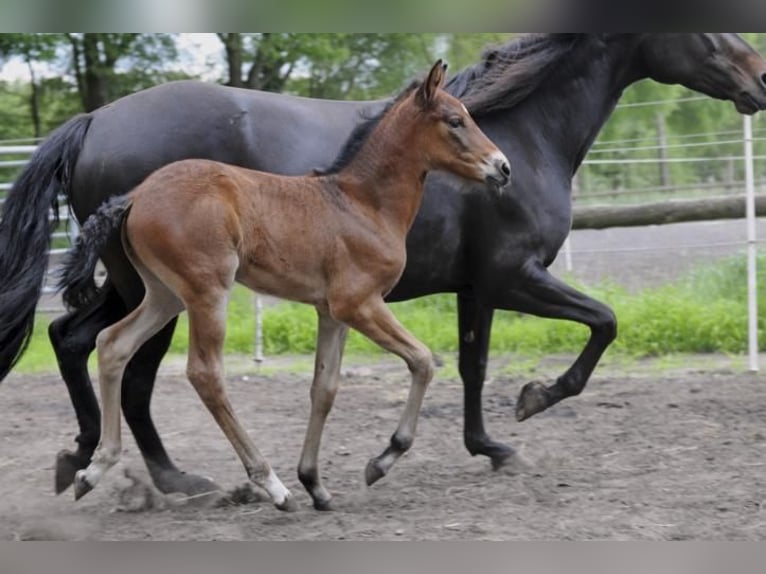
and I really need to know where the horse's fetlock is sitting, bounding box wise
[390,432,414,453]
[297,466,318,490]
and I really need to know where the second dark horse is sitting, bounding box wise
[1,34,765,497]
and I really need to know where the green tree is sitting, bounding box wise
[0,34,61,136]
[65,33,179,111]
[217,33,439,99]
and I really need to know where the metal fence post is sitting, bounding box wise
[744,115,759,372]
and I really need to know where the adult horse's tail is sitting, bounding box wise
[57,195,131,311]
[0,114,93,382]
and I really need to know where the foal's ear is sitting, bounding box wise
[417,59,448,108]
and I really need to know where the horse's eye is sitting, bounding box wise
[447,116,465,129]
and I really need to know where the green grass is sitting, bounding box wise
[15,254,766,373]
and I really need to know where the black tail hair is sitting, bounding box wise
[58,195,131,310]
[0,113,92,382]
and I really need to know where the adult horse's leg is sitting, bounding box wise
[51,281,219,495]
[509,260,617,421]
[121,319,220,495]
[457,291,517,470]
[74,278,184,499]
[49,285,123,493]
[336,298,435,486]
[297,309,348,510]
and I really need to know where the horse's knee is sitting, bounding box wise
[594,307,618,344]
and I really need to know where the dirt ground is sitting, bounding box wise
[1,354,765,541]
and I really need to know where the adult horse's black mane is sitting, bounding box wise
[446,33,591,116]
[327,33,590,174]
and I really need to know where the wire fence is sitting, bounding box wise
[0,93,763,366]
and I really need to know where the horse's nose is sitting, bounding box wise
[493,155,511,187]
[498,159,511,179]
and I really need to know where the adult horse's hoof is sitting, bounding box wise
[146,461,222,497]
[73,471,94,501]
[55,449,90,494]
[275,495,299,513]
[313,497,335,512]
[492,448,534,474]
[516,381,550,421]
[364,458,386,486]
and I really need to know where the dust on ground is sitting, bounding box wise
[1,354,764,540]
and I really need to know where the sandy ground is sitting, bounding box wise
[1,353,764,541]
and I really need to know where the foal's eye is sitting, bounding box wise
[447,116,465,129]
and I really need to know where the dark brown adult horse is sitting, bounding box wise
[1,34,766,497]
[59,61,510,510]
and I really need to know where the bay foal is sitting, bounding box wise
[61,61,510,511]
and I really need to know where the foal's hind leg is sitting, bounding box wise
[297,309,348,510]
[334,297,435,486]
[74,279,183,499]
[185,290,295,511]
[49,283,125,493]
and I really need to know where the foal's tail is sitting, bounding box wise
[0,113,92,382]
[57,195,132,311]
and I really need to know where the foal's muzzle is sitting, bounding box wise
[483,152,511,191]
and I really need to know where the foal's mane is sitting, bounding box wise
[445,33,599,117]
[319,81,419,176]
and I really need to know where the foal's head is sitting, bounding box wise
[406,60,511,190]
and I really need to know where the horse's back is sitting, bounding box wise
[71,81,379,220]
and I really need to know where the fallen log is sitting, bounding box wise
[571,194,766,230]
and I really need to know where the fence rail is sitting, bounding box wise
[0,107,762,368]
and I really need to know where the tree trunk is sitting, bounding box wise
[219,33,244,87]
[81,34,109,111]
[25,57,41,138]
[67,33,111,112]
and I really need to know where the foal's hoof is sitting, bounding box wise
[275,495,299,513]
[55,450,89,494]
[516,381,550,422]
[73,471,94,501]
[364,458,386,486]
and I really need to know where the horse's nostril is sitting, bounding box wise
[761,72,766,87]
[501,162,511,176]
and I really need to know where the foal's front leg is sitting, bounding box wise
[337,297,435,486]
[297,309,348,510]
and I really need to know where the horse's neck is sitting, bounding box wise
[339,123,427,234]
[528,36,647,177]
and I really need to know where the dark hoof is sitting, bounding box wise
[489,445,518,471]
[147,462,222,496]
[493,449,534,475]
[55,450,89,495]
[313,497,335,511]
[365,458,386,486]
[516,381,550,422]
[275,495,298,513]
[73,472,94,501]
